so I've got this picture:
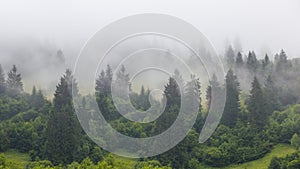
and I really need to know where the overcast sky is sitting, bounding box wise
[1,0,300,63]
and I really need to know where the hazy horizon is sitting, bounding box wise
[1,0,299,94]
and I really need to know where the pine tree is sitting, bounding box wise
[221,69,240,127]
[104,64,113,95]
[114,65,130,98]
[137,85,150,110]
[264,75,280,115]
[184,74,201,113]
[275,49,288,72]
[45,69,80,165]
[235,52,244,68]
[248,76,266,129]
[225,45,235,67]
[206,74,220,109]
[96,64,113,98]
[155,71,181,133]
[6,65,23,95]
[246,51,258,72]
[95,70,106,98]
[0,64,5,94]
[262,54,270,69]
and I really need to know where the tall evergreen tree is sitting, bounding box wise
[262,54,270,69]
[136,85,151,111]
[0,64,5,93]
[246,51,258,72]
[275,49,288,72]
[225,45,235,67]
[104,64,113,95]
[248,76,266,129]
[221,69,240,127]
[96,64,113,98]
[95,70,106,98]
[264,75,280,115]
[184,74,202,113]
[45,69,80,165]
[114,65,131,98]
[155,71,181,133]
[206,74,220,109]
[235,52,244,68]
[6,65,23,95]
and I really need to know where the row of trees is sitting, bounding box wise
[1,45,300,168]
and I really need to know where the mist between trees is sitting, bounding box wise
[1,46,300,168]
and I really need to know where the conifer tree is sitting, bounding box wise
[6,65,23,95]
[275,49,288,72]
[206,74,220,109]
[0,64,5,94]
[246,51,258,72]
[248,76,266,129]
[221,69,240,127]
[262,54,270,69]
[45,69,80,165]
[225,45,235,67]
[95,70,106,98]
[155,71,181,133]
[184,74,201,113]
[235,52,244,68]
[264,75,280,115]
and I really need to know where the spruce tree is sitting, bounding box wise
[115,65,130,98]
[248,76,266,129]
[206,74,220,109]
[264,75,280,115]
[225,45,235,67]
[95,70,106,98]
[155,71,181,133]
[6,65,23,95]
[221,69,240,127]
[246,51,258,72]
[275,49,288,72]
[0,64,5,93]
[137,85,150,110]
[45,69,80,165]
[104,64,113,95]
[184,74,201,113]
[262,54,270,69]
[235,52,244,68]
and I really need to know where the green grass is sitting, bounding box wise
[2,149,30,169]
[110,155,139,169]
[223,144,295,169]
[1,144,295,169]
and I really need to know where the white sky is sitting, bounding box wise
[1,0,300,62]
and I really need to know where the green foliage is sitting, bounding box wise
[45,69,81,165]
[291,133,300,150]
[248,76,267,129]
[246,51,258,72]
[2,56,300,169]
[155,73,181,134]
[6,65,23,96]
[221,69,240,127]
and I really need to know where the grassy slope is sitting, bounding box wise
[2,144,295,169]
[223,144,295,169]
[2,149,30,169]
